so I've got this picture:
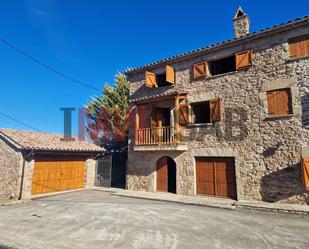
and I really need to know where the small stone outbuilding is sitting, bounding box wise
[0,128,103,200]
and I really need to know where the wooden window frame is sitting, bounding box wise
[145,71,157,88]
[266,88,293,118]
[190,98,221,124]
[288,35,309,59]
[193,62,210,80]
[235,49,253,70]
[166,65,175,84]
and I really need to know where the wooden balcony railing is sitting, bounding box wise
[136,126,184,145]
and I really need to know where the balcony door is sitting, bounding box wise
[151,108,170,128]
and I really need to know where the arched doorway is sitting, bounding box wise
[156,156,176,194]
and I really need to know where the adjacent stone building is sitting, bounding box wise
[0,128,103,200]
[125,8,309,205]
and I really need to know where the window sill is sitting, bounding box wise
[192,68,250,82]
[286,55,309,62]
[264,114,294,121]
[187,123,213,128]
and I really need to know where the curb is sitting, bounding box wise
[234,203,309,215]
[31,188,85,200]
[0,200,28,206]
[112,192,236,210]
[92,188,308,215]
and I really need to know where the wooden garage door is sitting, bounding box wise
[196,157,236,199]
[32,158,85,195]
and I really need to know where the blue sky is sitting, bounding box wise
[0,0,308,135]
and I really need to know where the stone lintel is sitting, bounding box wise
[134,144,188,151]
[188,92,215,103]
[262,78,296,91]
[192,148,239,157]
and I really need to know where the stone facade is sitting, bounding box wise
[85,158,96,189]
[127,16,309,204]
[20,158,35,199]
[0,138,23,200]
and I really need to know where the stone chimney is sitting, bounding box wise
[233,6,250,38]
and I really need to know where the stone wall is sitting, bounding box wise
[233,15,250,38]
[0,138,23,200]
[20,158,35,199]
[85,158,96,189]
[127,24,309,204]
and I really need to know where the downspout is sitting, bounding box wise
[18,150,34,200]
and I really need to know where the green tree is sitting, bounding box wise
[86,73,131,152]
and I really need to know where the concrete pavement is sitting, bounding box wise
[0,190,308,249]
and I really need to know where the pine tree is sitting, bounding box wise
[86,73,131,152]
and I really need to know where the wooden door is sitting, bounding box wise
[157,157,168,192]
[195,157,236,199]
[32,158,85,195]
[196,158,215,195]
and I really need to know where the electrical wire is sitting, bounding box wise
[0,37,101,91]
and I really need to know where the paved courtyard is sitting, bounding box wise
[0,190,308,249]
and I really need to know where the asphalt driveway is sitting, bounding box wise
[0,190,308,249]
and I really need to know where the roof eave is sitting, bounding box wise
[125,16,309,76]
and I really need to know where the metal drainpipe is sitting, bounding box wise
[18,150,34,200]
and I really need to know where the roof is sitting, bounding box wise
[129,85,179,103]
[125,16,309,75]
[0,128,104,153]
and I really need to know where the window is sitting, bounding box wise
[266,88,292,116]
[289,36,309,58]
[191,98,221,124]
[156,73,170,87]
[145,65,175,88]
[209,55,236,76]
[192,101,211,123]
[193,49,252,79]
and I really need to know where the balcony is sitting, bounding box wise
[132,92,189,151]
[134,126,187,151]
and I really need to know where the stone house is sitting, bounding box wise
[125,7,309,205]
[0,128,103,200]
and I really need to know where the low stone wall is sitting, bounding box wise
[0,138,23,200]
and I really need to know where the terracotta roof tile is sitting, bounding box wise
[0,128,104,153]
[125,16,309,74]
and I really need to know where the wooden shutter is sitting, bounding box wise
[210,98,221,123]
[267,89,292,116]
[138,105,148,129]
[179,102,189,126]
[193,62,210,79]
[289,37,309,58]
[303,158,309,191]
[166,65,175,84]
[145,71,156,88]
[236,50,252,70]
